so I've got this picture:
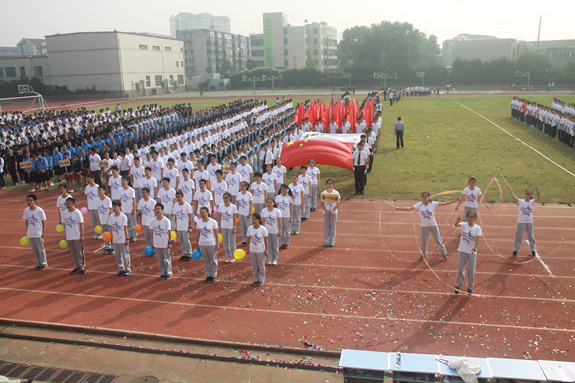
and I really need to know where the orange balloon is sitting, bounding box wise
[208,183,212,189]
[102,232,112,242]
[134,224,143,233]
[236,217,239,224]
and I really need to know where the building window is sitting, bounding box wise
[313,39,318,45]
[252,39,264,46]
[252,50,264,56]
[178,74,184,84]
[139,44,148,50]
[285,60,289,67]
[284,49,288,56]
[181,61,183,67]
[314,49,318,56]
[146,76,151,87]
[313,28,318,34]
[153,45,160,51]
[176,61,179,67]
[169,75,174,82]
[0,68,3,77]
[34,66,43,77]
[155,75,162,86]
[5,67,16,77]
[284,38,288,45]
[20,67,26,78]
[284,27,288,34]
[165,46,172,51]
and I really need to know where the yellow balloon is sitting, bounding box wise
[20,237,30,246]
[171,231,177,241]
[218,233,223,243]
[56,224,64,232]
[59,239,69,249]
[234,249,246,259]
[95,225,103,233]
[251,206,255,214]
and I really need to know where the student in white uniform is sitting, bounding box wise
[97,185,113,254]
[298,166,312,220]
[84,174,100,239]
[63,197,86,274]
[272,157,286,185]
[178,168,195,206]
[218,192,238,263]
[288,174,305,234]
[507,185,540,257]
[276,184,293,249]
[173,191,193,261]
[137,187,156,251]
[397,192,460,259]
[455,177,488,219]
[320,179,341,247]
[108,200,131,276]
[119,177,137,241]
[261,198,282,265]
[149,151,164,190]
[56,183,73,225]
[23,193,47,269]
[236,181,253,246]
[196,206,220,283]
[262,164,278,201]
[247,213,268,286]
[237,155,253,184]
[225,162,242,205]
[210,169,228,211]
[307,160,320,211]
[142,168,158,200]
[149,203,173,280]
[193,162,209,191]
[251,171,267,215]
[157,178,176,229]
[108,166,122,201]
[454,210,482,295]
[194,179,214,218]
[130,157,145,204]
[206,155,222,185]
[164,159,180,190]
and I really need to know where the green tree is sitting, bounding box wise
[246,60,255,70]
[305,51,317,70]
[220,59,232,74]
[218,81,225,90]
[515,51,554,85]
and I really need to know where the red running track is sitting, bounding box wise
[0,189,574,361]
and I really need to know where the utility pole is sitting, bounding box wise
[536,16,542,51]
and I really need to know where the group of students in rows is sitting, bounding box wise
[396,176,541,295]
[22,152,341,286]
[511,97,575,148]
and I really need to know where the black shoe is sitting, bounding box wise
[208,277,215,283]
[454,286,460,294]
[419,254,425,260]
[513,251,517,256]
[360,192,364,195]
[205,277,211,283]
[183,257,191,262]
[467,289,473,295]
[242,242,247,246]
[179,256,187,261]
[532,251,537,257]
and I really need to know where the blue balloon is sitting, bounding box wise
[144,246,155,256]
[192,249,202,260]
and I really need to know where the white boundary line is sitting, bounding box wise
[457,102,575,178]
[526,239,555,277]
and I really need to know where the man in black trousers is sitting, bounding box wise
[394,117,405,148]
[352,142,368,195]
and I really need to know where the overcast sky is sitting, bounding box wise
[2,0,574,47]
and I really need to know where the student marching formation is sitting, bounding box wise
[511,96,575,148]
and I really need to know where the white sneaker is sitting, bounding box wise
[272,260,277,265]
[228,257,236,263]
[267,261,272,265]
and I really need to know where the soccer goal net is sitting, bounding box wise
[0,85,50,113]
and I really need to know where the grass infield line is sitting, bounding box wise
[457,102,575,178]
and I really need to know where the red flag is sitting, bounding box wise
[349,100,356,133]
[294,103,305,125]
[334,101,342,128]
[322,105,330,128]
[306,102,316,127]
[280,138,355,171]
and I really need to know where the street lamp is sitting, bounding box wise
[373,72,397,89]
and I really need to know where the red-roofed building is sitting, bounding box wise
[17,38,47,56]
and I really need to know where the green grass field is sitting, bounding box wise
[7,95,575,203]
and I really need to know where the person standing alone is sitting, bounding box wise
[394,117,405,148]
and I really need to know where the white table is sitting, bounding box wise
[538,360,575,382]
[487,357,546,381]
[437,355,492,379]
[340,350,390,371]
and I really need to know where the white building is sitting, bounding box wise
[17,38,47,56]
[0,56,48,80]
[170,13,231,36]
[45,31,185,94]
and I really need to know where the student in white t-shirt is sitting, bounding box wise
[262,164,278,201]
[149,151,164,190]
[137,187,156,250]
[142,167,158,200]
[119,177,137,241]
[130,157,145,204]
[157,178,176,229]
[320,179,341,247]
[507,185,540,257]
[247,213,268,286]
[164,158,180,190]
[193,162,210,191]
[250,171,268,215]
[97,185,113,254]
[236,181,253,245]
[455,177,489,219]
[237,155,253,184]
[397,191,460,259]
[275,184,293,248]
[84,174,101,239]
[23,193,47,269]
[173,191,194,261]
[108,166,122,201]
[218,192,238,263]
[261,198,282,265]
[196,206,220,283]
[454,210,482,295]
[225,162,242,205]
[288,174,305,235]
[272,157,286,186]
[178,168,195,205]
[56,183,73,225]
[108,200,131,276]
[62,197,86,274]
[149,202,173,279]
[206,154,222,185]
[307,159,321,211]
[298,165,312,220]
[194,179,214,216]
[210,170,228,210]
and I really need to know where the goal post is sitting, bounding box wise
[0,85,50,113]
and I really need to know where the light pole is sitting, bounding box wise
[515,70,530,89]
[342,73,351,91]
[262,74,283,93]
[373,72,397,89]
[242,76,265,95]
[416,72,425,86]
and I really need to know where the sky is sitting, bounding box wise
[2,0,574,47]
